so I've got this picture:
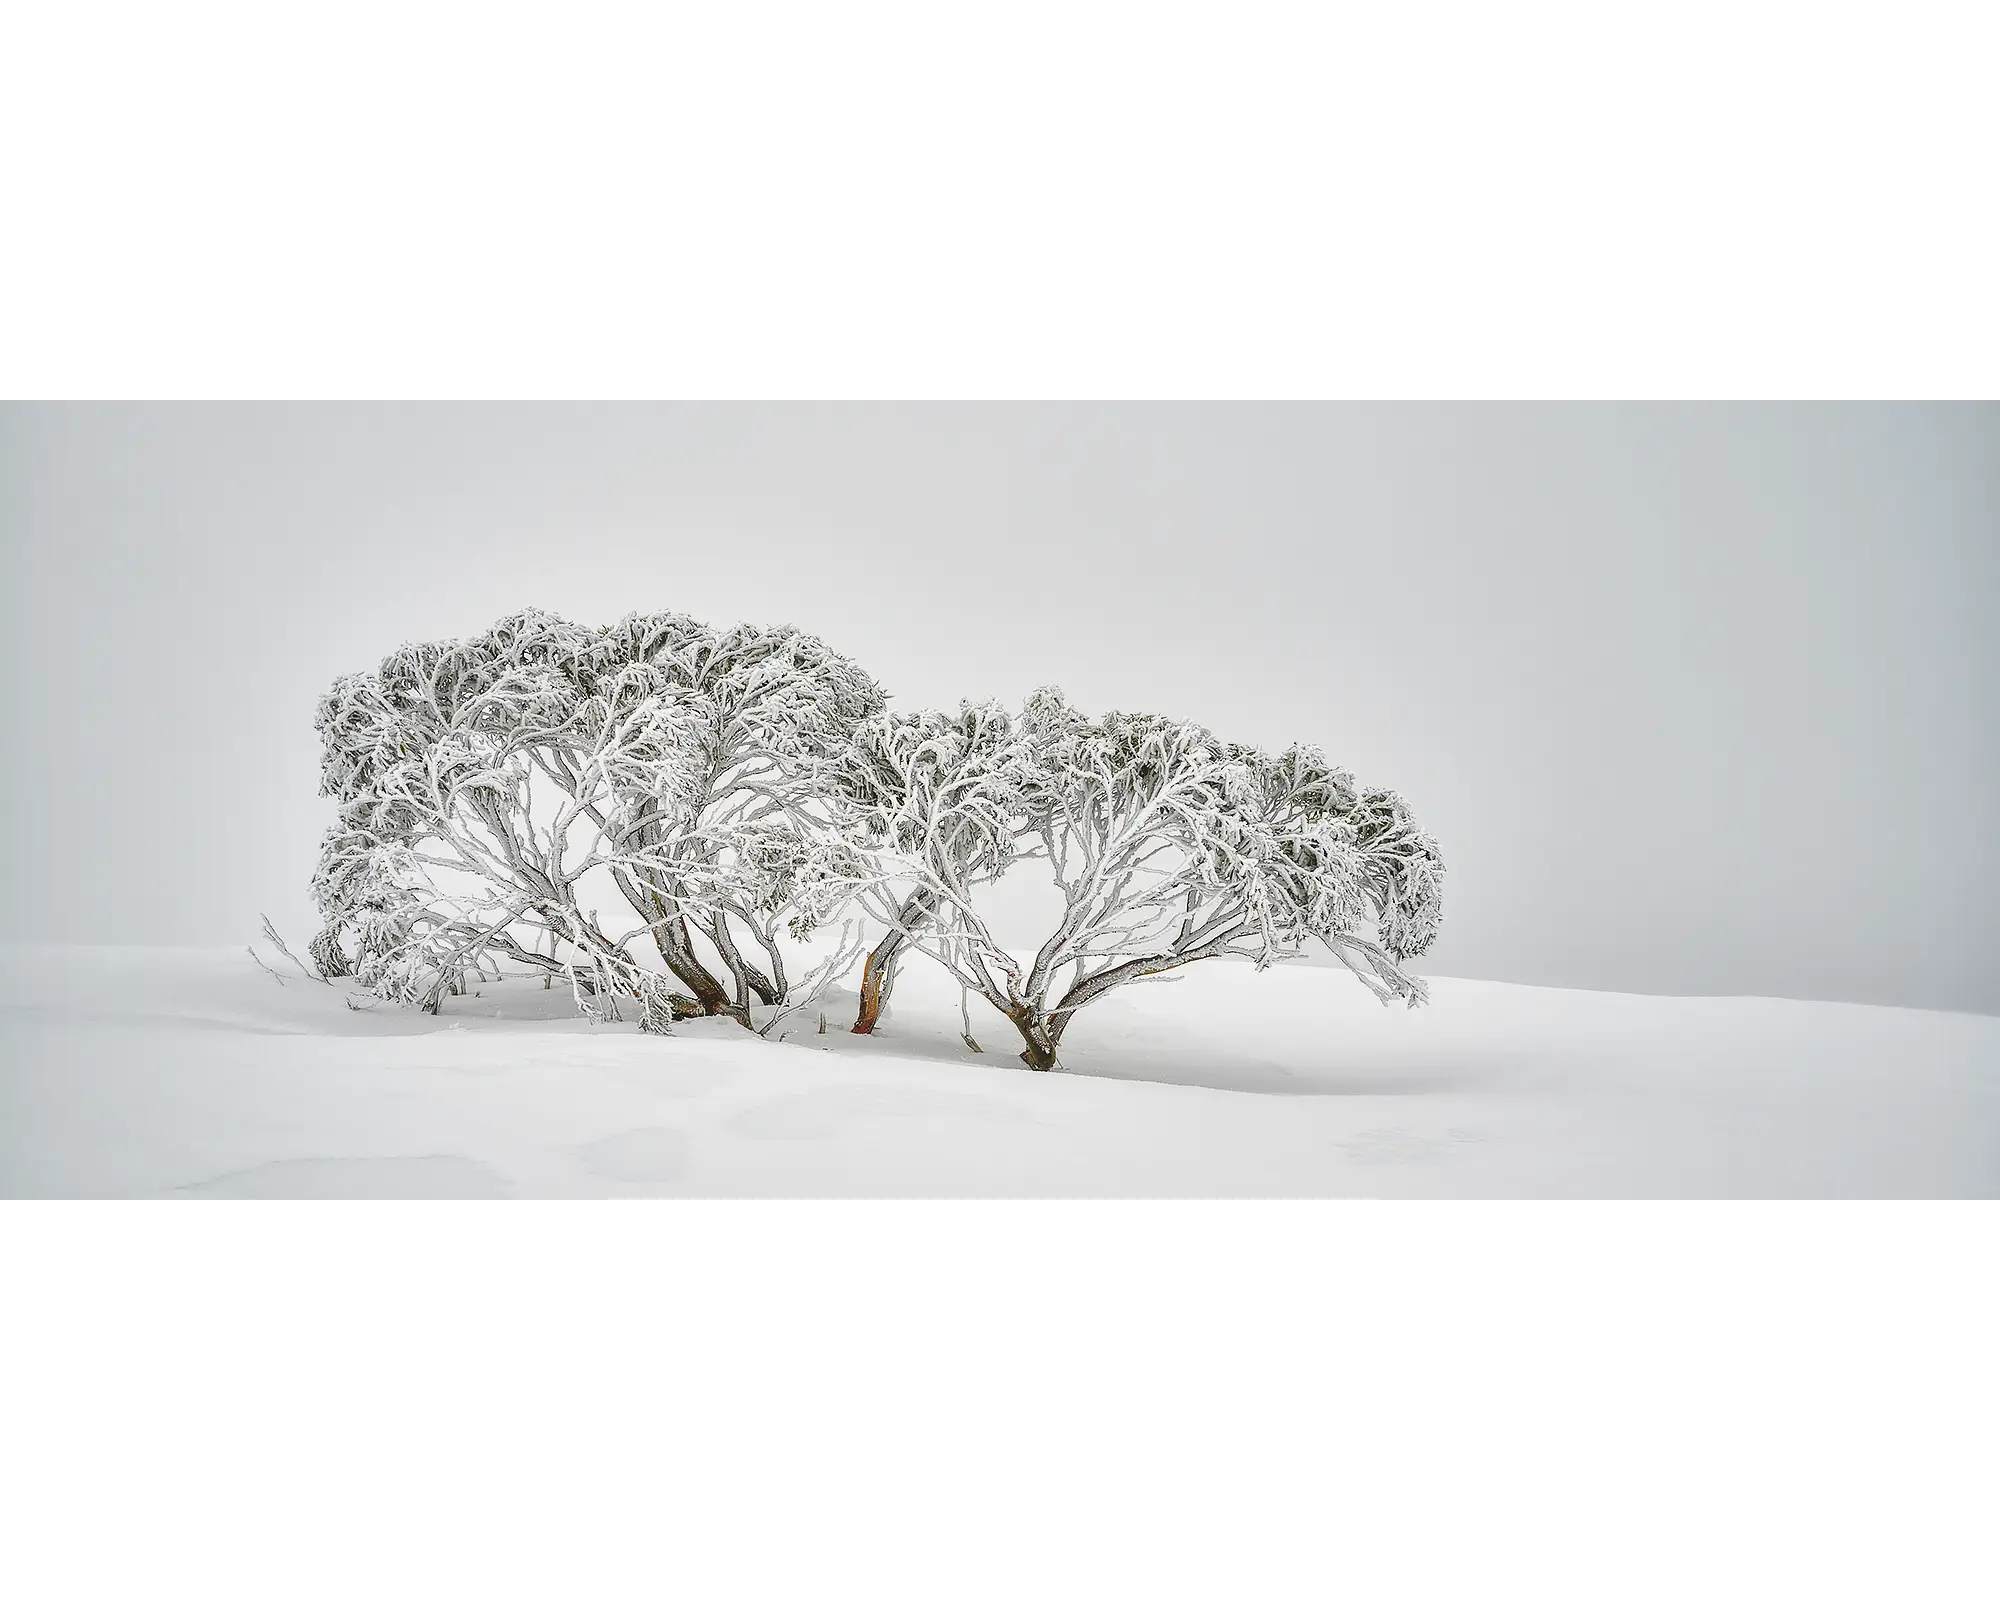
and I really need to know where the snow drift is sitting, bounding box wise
[2,945,1994,1197]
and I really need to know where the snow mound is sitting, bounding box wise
[1,946,1994,1196]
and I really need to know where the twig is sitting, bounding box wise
[757,919,868,1039]
[260,914,331,984]
[246,946,286,986]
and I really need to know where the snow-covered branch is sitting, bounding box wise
[813,687,1445,1069]
[311,608,887,1030]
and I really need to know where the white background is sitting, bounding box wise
[2,3,1996,1597]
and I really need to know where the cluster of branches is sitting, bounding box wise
[811,689,1444,1069]
[311,611,1444,1068]
[312,609,882,1036]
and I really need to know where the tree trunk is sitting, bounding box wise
[1008,951,1225,1068]
[710,912,780,1010]
[852,887,935,1033]
[611,866,735,1017]
[749,923,789,1000]
[653,911,734,1017]
[1007,1006,1061,1071]
[851,933,905,1033]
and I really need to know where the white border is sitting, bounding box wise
[4,7,1994,1594]
[3,1202,1995,1597]
[3,2,1996,397]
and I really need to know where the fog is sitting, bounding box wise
[2,402,1993,1012]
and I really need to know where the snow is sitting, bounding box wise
[2,944,1995,1197]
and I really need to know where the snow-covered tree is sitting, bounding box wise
[818,689,1444,1069]
[311,608,884,1029]
[812,702,1042,1033]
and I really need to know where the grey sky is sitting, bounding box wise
[2,403,1993,1013]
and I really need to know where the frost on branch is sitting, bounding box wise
[822,688,1445,1069]
[310,609,885,1030]
[304,607,1445,1067]
[807,700,1042,1033]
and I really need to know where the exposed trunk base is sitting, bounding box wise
[1016,950,1219,1065]
[852,888,935,1033]
[1006,1006,1062,1071]
[852,934,905,1034]
[653,911,734,1018]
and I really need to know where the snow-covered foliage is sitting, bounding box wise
[311,609,883,1030]
[804,701,1041,1033]
[308,609,1443,1063]
[818,688,1444,1068]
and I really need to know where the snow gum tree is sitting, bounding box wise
[810,701,1042,1034]
[819,689,1444,1069]
[311,608,884,1029]
[306,606,1444,1065]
